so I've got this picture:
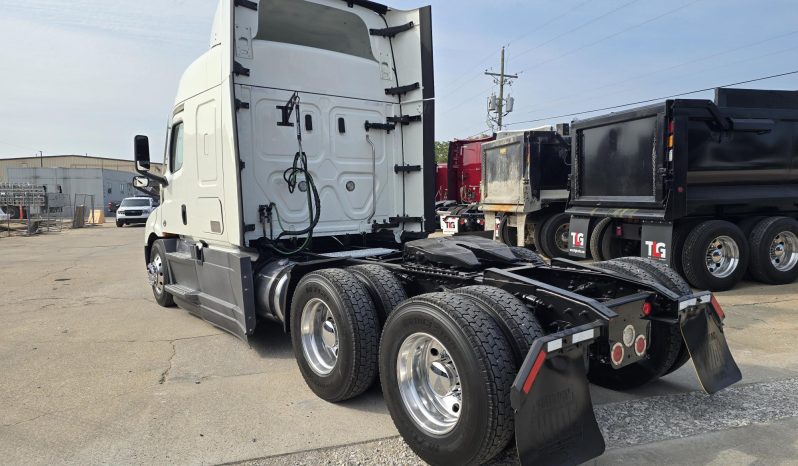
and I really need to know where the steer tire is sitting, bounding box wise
[290,269,379,402]
[509,246,546,266]
[454,285,545,366]
[590,218,613,262]
[588,259,683,390]
[681,220,749,291]
[538,212,571,259]
[380,293,516,466]
[614,256,692,375]
[116,220,123,227]
[149,240,175,307]
[348,264,408,326]
[748,216,798,285]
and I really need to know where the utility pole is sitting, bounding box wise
[485,46,518,131]
[39,150,43,167]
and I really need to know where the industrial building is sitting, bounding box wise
[0,155,163,182]
[7,167,141,213]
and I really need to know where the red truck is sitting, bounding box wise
[437,135,494,234]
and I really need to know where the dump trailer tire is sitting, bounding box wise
[509,246,546,266]
[588,260,683,390]
[348,264,408,326]
[590,218,612,262]
[670,221,692,274]
[614,257,692,375]
[379,293,516,466]
[149,239,175,307]
[290,268,379,402]
[538,212,572,259]
[748,216,798,285]
[454,285,545,366]
[681,220,749,291]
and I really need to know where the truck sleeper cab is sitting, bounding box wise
[133,1,741,465]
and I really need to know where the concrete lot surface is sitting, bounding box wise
[1,224,797,465]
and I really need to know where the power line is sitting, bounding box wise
[442,0,643,114]
[516,0,705,74]
[438,0,592,98]
[510,30,798,117]
[504,70,798,127]
[509,0,643,62]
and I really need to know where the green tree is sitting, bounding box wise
[434,141,449,163]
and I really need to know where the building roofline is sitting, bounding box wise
[0,154,163,164]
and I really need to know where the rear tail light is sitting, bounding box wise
[668,120,675,134]
[459,218,466,225]
[478,219,485,225]
[642,302,652,316]
[615,225,623,237]
[611,343,624,366]
[634,334,647,356]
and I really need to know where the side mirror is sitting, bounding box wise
[133,176,150,188]
[134,135,151,170]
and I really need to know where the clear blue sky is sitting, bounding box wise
[1,0,796,161]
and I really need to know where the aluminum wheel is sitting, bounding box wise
[149,253,165,296]
[770,231,798,272]
[300,298,338,376]
[397,332,462,436]
[554,222,570,253]
[705,235,740,278]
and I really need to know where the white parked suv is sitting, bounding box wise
[116,197,156,227]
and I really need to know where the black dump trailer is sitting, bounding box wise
[567,88,798,291]
[481,125,574,258]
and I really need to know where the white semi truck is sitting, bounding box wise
[133,1,742,464]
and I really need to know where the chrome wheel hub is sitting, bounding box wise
[770,231,798,272]
[555,223,570,252]
[300,298,338,376]
[704,235,740,278]
[397,332,462,435]
[148,254,165,295]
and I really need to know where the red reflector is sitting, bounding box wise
[710,295,725,320]
[478,219,485,225]
[615,226,623,237]
[459,218,466,225]
[677,186,685,193]
[522,350,547,394]
[634,335,647,356]
[642,302,652,316]
[668,120,675,133]
[611,343,624,366]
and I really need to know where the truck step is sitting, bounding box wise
[164,284,200,304]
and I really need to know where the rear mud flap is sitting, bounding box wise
[511,323,605,466]
[679,296,742,394]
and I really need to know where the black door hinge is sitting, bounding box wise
[239,160,246,170]
[234,0,258,11]
[235,99,250,110]
[369,21,414,37]
[387,114,422,125]
[233,61,250,76]
[394,164,422,173]
[385,82,420,96]
[245,224,257,232]
[365,121,396,133]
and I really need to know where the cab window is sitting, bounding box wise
[170,122,184,173]
[255,0,375,61]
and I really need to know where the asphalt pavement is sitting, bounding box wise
[1,224,796,465]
